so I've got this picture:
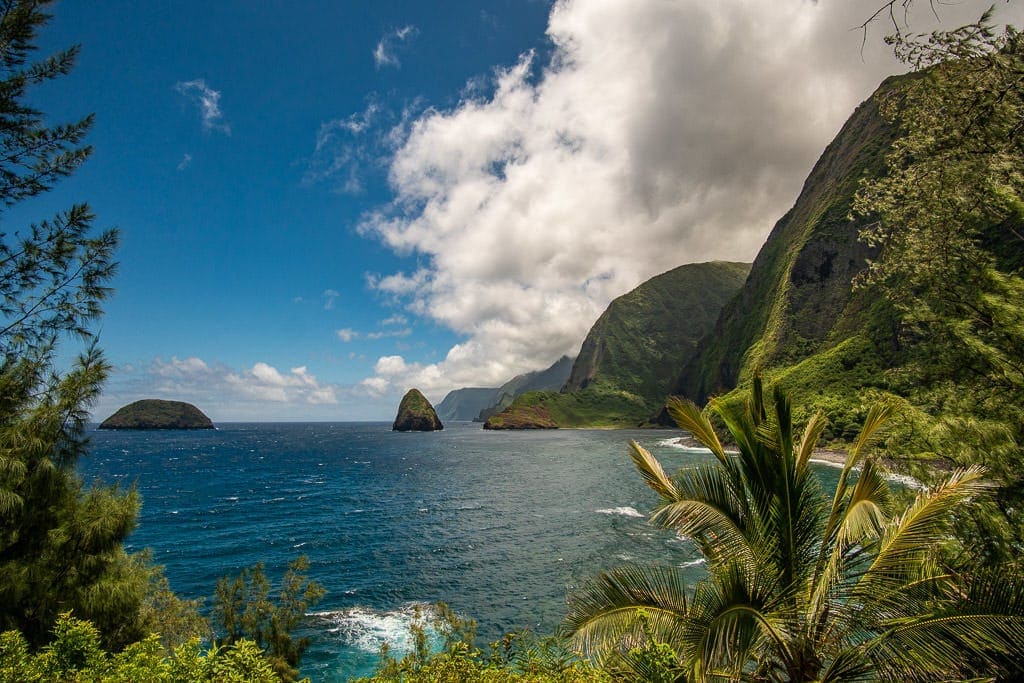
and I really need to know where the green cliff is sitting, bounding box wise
[485,261,750,429]
[673,77,902,411]
[99,399,214,430]
[392,388,444,432]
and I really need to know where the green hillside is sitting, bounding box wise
[672,64,1024,480]
[486,261,749,428]
[99,399,214,430]
[673,76,903,410]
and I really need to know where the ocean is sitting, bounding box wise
[79,422,842,680]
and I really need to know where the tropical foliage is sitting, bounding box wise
[565,378,1024,681]
[0,0,157,651]
[357,603,609,683]
[214,556,326,683]
[854,11,1024,556]
[0,612,279,682]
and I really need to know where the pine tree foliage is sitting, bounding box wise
[565,378,1024,681]
[0,0,156,653]
[214,556,326,682]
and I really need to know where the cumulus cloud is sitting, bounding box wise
[345,0,1019,400]
[175,79,230,134]
[337,328,358,342]
[96,357,346,421]
[374,25,418,69]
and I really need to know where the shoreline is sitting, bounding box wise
[669,436,850,467]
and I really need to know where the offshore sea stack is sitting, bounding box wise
[392,388,444,431]
[99,399,214,430]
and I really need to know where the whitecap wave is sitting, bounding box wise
[311,604,441,654]
[656,437,709,452]
[596,506,645,518]
[680,558,706,569]
[810,458,925,489]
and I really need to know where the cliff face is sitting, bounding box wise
[475,355,574,421]
[99,399,214,430]
[392,389,444,432]
[435,387,501,421]
[486,261,750,429]
[434,356,574,421]
[673,77,902,404]
[564,261,750,398]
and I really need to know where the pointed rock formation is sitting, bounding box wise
[392,388,444,431]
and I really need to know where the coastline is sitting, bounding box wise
[669,436,849,467]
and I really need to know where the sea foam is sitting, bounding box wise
[596,506,645,518]
[312,604,443,654]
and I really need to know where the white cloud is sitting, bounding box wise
[366,327,412,340]
[304,101,386,193]
[336,328,358,342]
[374,25,418,69]
[381,314,408,326]
[175,79,230,134]
[177,153,192,170]
[97,357,346,421]
[322,289,340,310]
[347,0,1018,401]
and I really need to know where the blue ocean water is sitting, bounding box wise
[79,422,842,680]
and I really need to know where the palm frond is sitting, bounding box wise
[629,440,678,500]
[796,410,828,472]
[685,561,790,679]
[665,397,728,464]
[648,463,756,567]
[564,564,690,656]
[837,459,891,547]
[854,466,988,600]
[847,401,893,470]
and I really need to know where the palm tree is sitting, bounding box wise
[565,377,1024,681]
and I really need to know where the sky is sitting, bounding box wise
[18,0,1023,421]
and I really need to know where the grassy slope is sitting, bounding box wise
[99,399,213,429]
[669,77,905,435]
[675,77,903,403]
[487,262,750,428]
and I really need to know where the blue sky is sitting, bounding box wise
[20,0,1021,421]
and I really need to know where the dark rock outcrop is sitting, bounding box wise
[483,404,558,430]
[392,389,443,431]
[99,399,214,430]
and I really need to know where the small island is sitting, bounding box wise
[98,399,215,430]
[392,389,443,431]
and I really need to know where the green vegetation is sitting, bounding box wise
[99,399,214,430]
[0,4,320,680]
[669,14,1024,560]
[392,387,444,431]
[355,604,609,683]
[852,15,1024,554]
[565,379,1024,680]
[0,0,152,652]
[0,613,280,682]
[475,355,575,421]
[214,556,326,683]
[487,262,749,428]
